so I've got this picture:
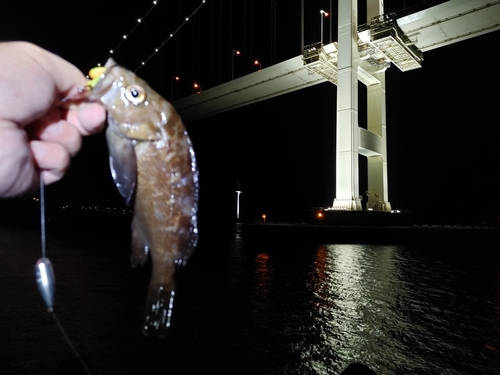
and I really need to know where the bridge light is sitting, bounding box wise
[171,76,180,102]
[320,10,329,45]
[232,50,241,80]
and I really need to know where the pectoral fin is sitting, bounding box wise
[105,120,137,206]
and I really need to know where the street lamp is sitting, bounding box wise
[320,10,329,45]
[232,49,241,80]
[254,60,262,71]
[170,75,179,102]
[194,83,201,94]
[317,211,324,226]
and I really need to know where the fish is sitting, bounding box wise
[87,59,199,338]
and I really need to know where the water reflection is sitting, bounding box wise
[300,245,403,373]
[3,227,500,374]
[254,253,273,292]
[186,237,500,374]
[283,243,500,374]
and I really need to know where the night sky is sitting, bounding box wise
[1,0,499,225]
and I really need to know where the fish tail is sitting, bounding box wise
[142,282,176,338]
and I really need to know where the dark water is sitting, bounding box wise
[1,225,500,374]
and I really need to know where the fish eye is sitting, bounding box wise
[124,85,146,105]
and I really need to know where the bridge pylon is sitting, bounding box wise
[332,0,391,212]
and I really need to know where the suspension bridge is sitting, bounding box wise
[172,0,500,215]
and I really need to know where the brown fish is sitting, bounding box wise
[87,59,199,338]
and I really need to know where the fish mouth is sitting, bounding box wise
[86,59,121,106]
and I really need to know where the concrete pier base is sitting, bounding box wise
[309,209,413,227]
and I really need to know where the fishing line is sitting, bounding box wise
[51,312,93,375]
[40,178,46,259]
[36,177,93,375]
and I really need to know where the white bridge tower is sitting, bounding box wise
[333,0,391,212]
[176,0,498,218]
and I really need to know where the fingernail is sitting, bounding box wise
[30,141,48,158]
[42,122,62,137]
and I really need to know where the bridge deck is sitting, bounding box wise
[397,0,500,51]
[174,55,322,123]
[174,0,500,123]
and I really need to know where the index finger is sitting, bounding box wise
[39,44,89,98]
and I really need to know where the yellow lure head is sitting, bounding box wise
[87,66,106,88]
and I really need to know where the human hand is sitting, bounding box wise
[0,42,106,197]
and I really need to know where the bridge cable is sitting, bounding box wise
[135,0,207,72]
[97,0,160,67]
[92,1,208,74]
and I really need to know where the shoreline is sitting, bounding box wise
[235,222,500,245]
[1,201,498,246]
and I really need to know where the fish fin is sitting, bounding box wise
[105,121,137,206]
[131,219,149,267]
[143,283,176,338]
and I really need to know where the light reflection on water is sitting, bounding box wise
[2,225,500,374]
[308,245,416,374]
[244,241,500,374]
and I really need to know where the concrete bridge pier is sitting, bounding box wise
[366,0,391,212]
[333,0,391,212]
[366,73,391,212]
[333,0,362,211]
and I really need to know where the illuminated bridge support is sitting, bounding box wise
[333,0,391,212]
[365,0,391,213]
[333,0,362,211]
[366,74,391,212]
